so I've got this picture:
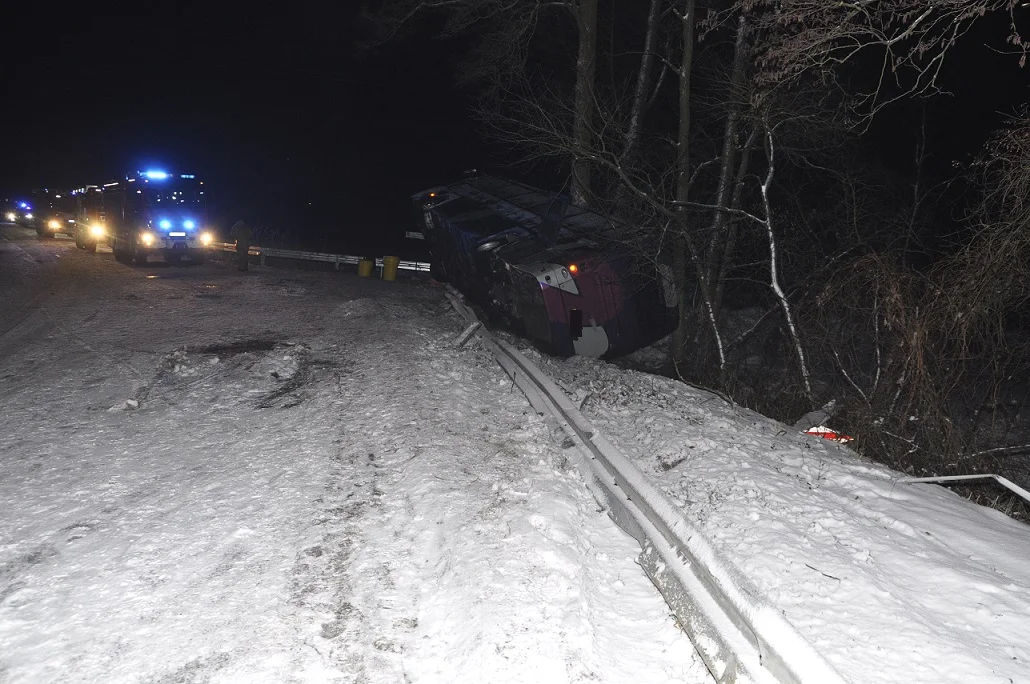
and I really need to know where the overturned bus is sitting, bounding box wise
[412,174,678,359]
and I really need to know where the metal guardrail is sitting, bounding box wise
[900,473,1030,503]
[444,287,847,684]
[213,242,431,273]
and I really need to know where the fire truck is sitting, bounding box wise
[70,185,107,252]
[31,189,77,238]
[72,170,214,264]
[4,198,35,227]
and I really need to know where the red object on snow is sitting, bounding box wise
[803,425,854,443]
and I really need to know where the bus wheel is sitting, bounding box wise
[85,241,96,254]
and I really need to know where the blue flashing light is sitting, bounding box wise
[143,170,169,180]
[159,219,172,230]
[183,220,196,230]
[180,174,195,179]
[18,202,28,209]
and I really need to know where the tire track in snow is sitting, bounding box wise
[290,298,708,683]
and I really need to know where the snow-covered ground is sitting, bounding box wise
[530,352,1030,684]
[0,227,706,683]
[1,224,1028,684]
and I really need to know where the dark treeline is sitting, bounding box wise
[364,0,1030,515]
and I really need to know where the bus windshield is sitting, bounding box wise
[142,185,204,208]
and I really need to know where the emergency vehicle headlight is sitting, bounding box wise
[48,220,60,229]
[90,224,105,237]
[140,232,155,246]
[183,220,196,230]
[199,232,213,246]
[4,212,14,221]
[159,219,172,230]
[24,213,33,220]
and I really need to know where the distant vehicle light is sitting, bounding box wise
[48,220,60,229]
[429,192,436,198]
[159,219,172,230]
[568,264,579,274]
[199,232,213,245]
[140,232,155,246]
[90,224,105,237]
[183,220,195,230]
[24,213,33,220]
[4,212,14,221]
[144,170,168,180]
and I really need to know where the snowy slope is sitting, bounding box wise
[529,351,1030,684]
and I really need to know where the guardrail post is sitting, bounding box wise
[452,321,482,348]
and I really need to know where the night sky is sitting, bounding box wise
[2,3,1027,254]
[1,3,488,253]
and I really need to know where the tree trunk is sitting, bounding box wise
[759,124,813,403]
[572,0,599,206]
[712,127,758,328]
[670,0,697,366]
[704,12,749,304]
[621,0,661,171]
[694,12,749,369]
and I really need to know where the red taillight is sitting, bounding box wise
[568,264,579,274]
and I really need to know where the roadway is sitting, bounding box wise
[0,223,709,682]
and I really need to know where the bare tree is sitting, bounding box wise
[365,1,541,82]
[736,0,1025,118]
[702,12,749,306]
[571,0,599,204]
[801,109,1030,487]
[670,0,699,367]
[617,0,665,184]
[755,118,813,400]
[364,0,601,197]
